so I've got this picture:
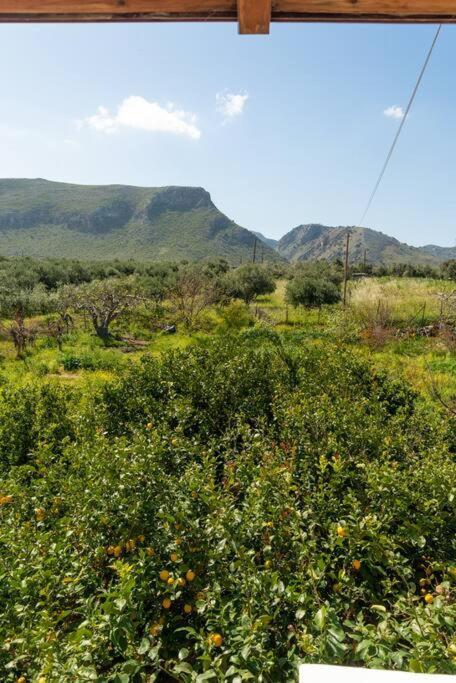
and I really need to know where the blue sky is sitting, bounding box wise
[0,21,455,246]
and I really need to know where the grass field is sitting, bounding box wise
[1,276,455,403]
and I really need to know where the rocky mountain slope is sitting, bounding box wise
[0,179,279,263]
[276,223,454,265]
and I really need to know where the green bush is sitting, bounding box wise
[0,338,455,681]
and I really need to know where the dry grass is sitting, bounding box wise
[348,277,455,326]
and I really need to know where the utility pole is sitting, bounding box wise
[363,248,367,272]
[252,236,257,263]
[343,231,350,306]
[261,244,264,263]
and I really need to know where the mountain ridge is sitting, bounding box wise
[274,223,455,265]
[0,178,280,263]
[0,179,454,265]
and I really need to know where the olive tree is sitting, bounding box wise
[0,282,50,358]
[69,277,144,344]
[285,275,341,309]
[223,264,276,305]
[168,267,218,329]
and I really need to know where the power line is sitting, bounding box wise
[358,24,442,228]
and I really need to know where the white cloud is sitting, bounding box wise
[216,91,249,122]
[82,96,201,139]
[383,105,404,120]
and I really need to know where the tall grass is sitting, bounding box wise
[349,277,454,326]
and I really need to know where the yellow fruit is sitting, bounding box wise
[35,507,46,521]
[171,438,179,447]
[159,570,170,582]
[337,525,346,538]
[146,422,153,430]
[167,577,174,586]
[184,603,192,614]
[186,570,196,582]
[424,594,434,604]
[177,578,186,587]
[107,545,115,555]
[38,678,47,683]
[211,633,223,647]
[0,495,13,505]
[264,560,271,569]
[149,623,161,636]
[137,534,145,542]
[17,677,26,683]
[162,598,172,609]
[113,545,122,557]
[146,547,155,556]
[170,553,179,562]
[352,559,361,571]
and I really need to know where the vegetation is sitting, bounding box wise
[0,255,455,681]
[0,179,280,264]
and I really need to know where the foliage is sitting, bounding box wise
[0,338,455,681]
[223,264,276,304]
[286,275,341,308]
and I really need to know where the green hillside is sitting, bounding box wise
[0,179,279,263]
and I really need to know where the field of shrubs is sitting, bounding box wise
[0,256,455,681]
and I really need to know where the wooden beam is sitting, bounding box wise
[1,0,456,23]
[237,0,271,33]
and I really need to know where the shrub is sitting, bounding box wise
[286,276,341,308]
[0,338,454,680]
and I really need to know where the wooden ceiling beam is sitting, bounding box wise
[1,0,456,23]
[237,0,271,33]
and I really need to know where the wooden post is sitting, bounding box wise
[363,248,367,271]
[252,236,257,263]
[343,231,350,306]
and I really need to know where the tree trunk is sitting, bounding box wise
[95,324,110,345]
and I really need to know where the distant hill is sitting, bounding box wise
[0,179,280,263]
[252,231,279,250]
[276,223,454,265]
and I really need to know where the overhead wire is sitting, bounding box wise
[357,23,442,228]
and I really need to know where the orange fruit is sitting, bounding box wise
[424,594,434,604]
[211,633,223,647]
[186,570,196,582]
[137,535,145,542]
[149,623,160,636]
[177,578,186,588]
[146,547,155,556]
[159,570,170,582]
[170,553,179,562]
[184,603,192,614]
[113,545,122,557]
[167,577,174,586]
[162,598,172,609]
[352,559,361,571]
